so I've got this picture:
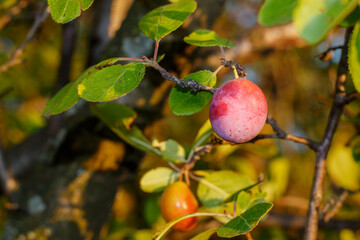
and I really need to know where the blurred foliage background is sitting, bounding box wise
[0,0,359,239]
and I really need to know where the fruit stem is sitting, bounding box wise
[232,65,239,79]
[212,65,224,78]
[168,162,180,171]
[245,232,254,240]
[184,166,191,185]
[179,167,184,182]
[232,201,237,217]
[219,46,226,59]
[153,40,159,62]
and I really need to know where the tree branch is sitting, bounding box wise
[321,190,349,223]
[346,92,360,103]
[252,114,320,150]
[316,45,343,62]
[0,0,32,30]
[221,58,247,78]
[304,27,353,240]
[0,5,49,74]
[262,213,360,231]
[144,58,217,94]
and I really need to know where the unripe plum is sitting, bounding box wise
[209,78,267,143]
[160,181,198,232]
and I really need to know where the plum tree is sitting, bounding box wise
[160,181,198,232]
[209,78,267,143]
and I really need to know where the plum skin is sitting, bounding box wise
[160,181,198,232]
[209,78,267,143]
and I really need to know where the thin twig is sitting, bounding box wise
[250,114,320,150]
[208,113,319,148]
[345,92,360,103]
[219,46,225,60]
[321,190,349,222]
[316,45,343,62]
[304,27,353,240]
[0,5,50,74]
[0,0,31,30]
[0,87,13,100]
[144,57,217,93]
[262,213,360,230]
[186,143,219,167]
[221,58,247,77]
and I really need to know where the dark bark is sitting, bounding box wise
[304,27,354,240]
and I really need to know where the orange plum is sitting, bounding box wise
[160,181,198,232]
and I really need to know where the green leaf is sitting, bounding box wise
[144,196,161,226]
[222,180,263,204]
[293,0,358,44]
[184,29,235,48]
[353,143,360,162]
[340,7,360,27]
[42,82,79,116]
[191,120,213,150]
[261,157,290,201]
[43,57,125,116]
[90,103,160,156]
[169,70,216,115]
[190,228,218,240]
[95,57,123,68]
[43,57,133,116]
[152,139,186,163]
[42,66,92,116]
[349,21,360,93]
[138,0,197,42]
[197,170,254,208]
[140,167,179,193]
[47,0,94,23]
[78,62,145,102]
[81,0,93,11]
[217,202,273,238]
[236,192,253,213]
[258,0,297,26]
[327,144,360,191]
